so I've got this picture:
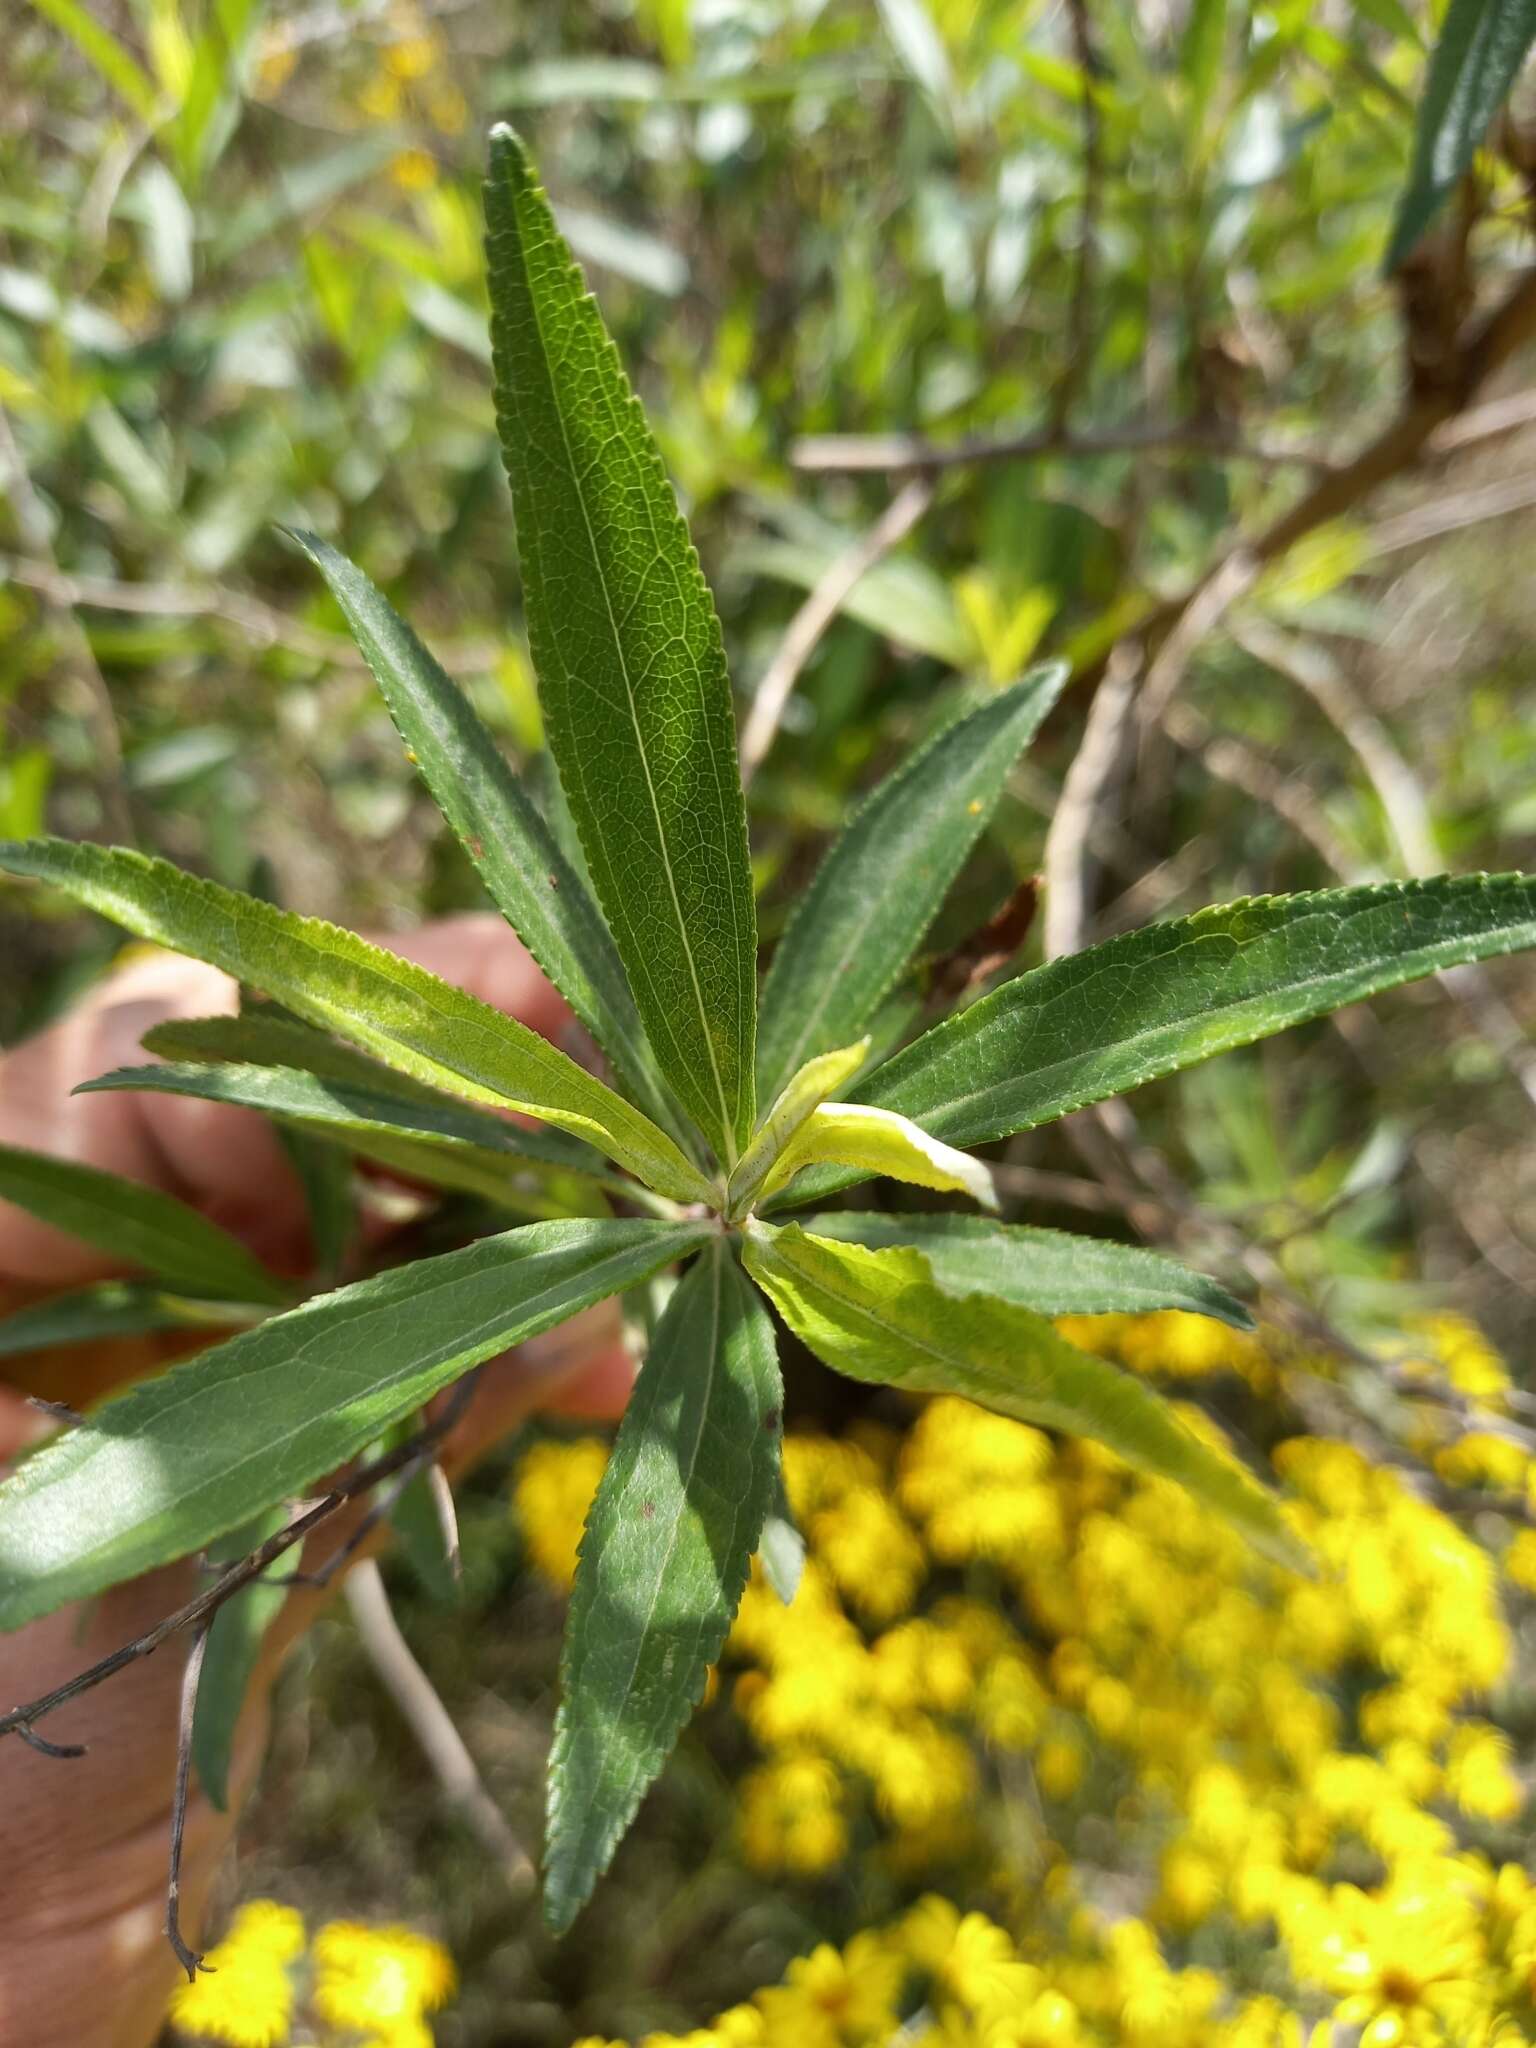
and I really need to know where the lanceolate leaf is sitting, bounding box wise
[1386,0,1536,270]
[0,1283,253,1361]
[485,125,758,1163]
[0,1142,285,1306]
[0,1217,709,1632]
[0,840,712,1204]
[761,1102,997,1211]
[755,668,1067,1105]
[545,1242,780,1933]
[287,532,684,1146]
[191,1505,291,1813]
[807,1213,1254,1328]
[782,876,1536,1203]
[742,1222,1302,1569]
[142,1023,612,1213]
[81,1061,617,1191]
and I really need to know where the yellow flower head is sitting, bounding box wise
[312,1921,455,2036]
[167,1901,305,2048]
[514,1436,608,1589]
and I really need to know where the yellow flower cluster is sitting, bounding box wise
[166,1901,454,2048]
[517,1308,1536,2046]
[255,0,466,182]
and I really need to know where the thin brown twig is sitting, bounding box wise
[738,477,935,782]
[1053,0,1102,431]
[0,1385,478,1747]
[1161,700,1362,878]
[791,418,1331,475]
[1234,619,1536,1117]
[345,1558,534,1887]
[1428,384,1536,451]
[0,556,502,675]
[168,1624,212,1982]
[1365,471,1536,557]
[1041,645,1141,961]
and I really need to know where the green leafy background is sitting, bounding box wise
[3,0,1536,2038]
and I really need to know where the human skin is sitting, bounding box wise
[0,916,632,2048]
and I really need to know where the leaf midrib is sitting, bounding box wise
[518,228,738,1160]
[586,1241,723,1837]
[893,906,1533,1138]
[8,1228,701,1576]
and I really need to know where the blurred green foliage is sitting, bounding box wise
[5,4,1536,2039]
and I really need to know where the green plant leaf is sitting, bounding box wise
[742,1222,1301,1569]
[0,1142,285,1306]
[0,1283,254,1361]
[806,1213,1253,1327]
[726,1039,870,1219]
[286,532,683,1144]
[81,1060,621,1198]
[1386,0,1536,269]
[485,125,758,1165]
[0,839,712,1204]
[761,1102,997,1210]
[545,1241,780,1932]
[0,1217,708,1632]
[191,1505,291,1813]
[781,876,1536,1204]
[756,668,1067,1105]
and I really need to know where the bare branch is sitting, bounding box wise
[738,478,934,783]
[346,1558,533,1888]
[0,556,503,675]
[1053,0,1102,431]
[1235,620,1536,1118]
[1365,471,1536,557]
[0,1380,480,1747]
[791,419,1330,476]
[168,1626,213,1982]
[1042,645,1140,961]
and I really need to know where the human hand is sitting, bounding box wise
[0,915,633,2048]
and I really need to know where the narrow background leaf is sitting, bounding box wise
[0,1142,285,1305]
